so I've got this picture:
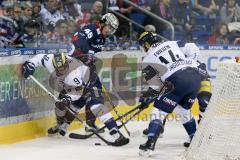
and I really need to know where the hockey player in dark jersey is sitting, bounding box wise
[70,13,119,132]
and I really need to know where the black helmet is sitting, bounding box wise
[138,31,159,52]
[138,31,159,46]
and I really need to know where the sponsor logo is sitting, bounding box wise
[91,44,103,49]
[0,51,10,56]
[59,49,68,53]
[163,97,176,106]
[207,56,232,73]
[208,46,224,50]
[10,50,21,55]
[36,50,46,54]
[23,50,35,55]
[47,49,57,54]
[227,46,240,50]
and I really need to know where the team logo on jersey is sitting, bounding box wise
[163,97,176,106]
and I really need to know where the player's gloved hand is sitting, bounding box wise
[22,61,35,78]
[198,63,209,78]
[55,95,72,109]
[138,87,159,109]
[139,97,154,109]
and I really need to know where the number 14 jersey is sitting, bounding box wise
[142,41,198,81]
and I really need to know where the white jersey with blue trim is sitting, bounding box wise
[29,54,90,100]
[142,41,198,82]
[39,5,64,27]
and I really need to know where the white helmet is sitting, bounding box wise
[182,43,200,60]
[101,13,119,34]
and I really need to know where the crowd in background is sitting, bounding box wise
[0,0,240,50]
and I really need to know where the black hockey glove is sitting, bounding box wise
[55,94,72,110]
[22,61,35,78]
[197,62,210,79]
[138,87,159,109]
[139,96,155,110]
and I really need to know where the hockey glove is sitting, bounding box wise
[139,97,154,110]
[22,61,35,78]
[138,87,159,109]
[55,95,72,110]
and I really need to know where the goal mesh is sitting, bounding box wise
[182,60,240,160]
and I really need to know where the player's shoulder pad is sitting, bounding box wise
[176,40,185,48]
[39,54,51,67]
[82,24,99,36]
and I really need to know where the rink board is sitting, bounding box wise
[0,46,239,144]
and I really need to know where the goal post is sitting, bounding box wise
[182,60,240,160]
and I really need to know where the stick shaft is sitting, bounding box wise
[102,85,131,136]
[29,75,58,101]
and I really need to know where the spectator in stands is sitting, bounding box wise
[220,0,240,33]
[47,19,70,44]
[233,37,240,44]
[150,0,174,34]
[172,0,195,41]
[0,5,5,16]
[0,15,16,48]
[21,19,40,45]
[21,2,33,23]
[77,1,103,28]
[144,24,156,33]
[32,2,41,18]
[67,19,77,36]
[39,0,64,32]
[208,22,230,44]
[91,1,103,17]
[128,0,151,32]
[214,0,225,8]
[12,4,25,34]
[62,0,83,20]
[194,0,218,17]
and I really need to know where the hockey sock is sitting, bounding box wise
[148,119,163,141]
[182,118,197,139]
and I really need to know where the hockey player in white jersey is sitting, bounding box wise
[137,32,202,155]
[181,43,212,123]
[142,42,212,147]
[22,53,129,146]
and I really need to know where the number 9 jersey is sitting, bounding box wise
[142,41,198,81]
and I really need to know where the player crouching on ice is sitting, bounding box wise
[22,52,129,146]
[137,32,202,156]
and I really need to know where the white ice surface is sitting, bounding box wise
[0,121,188,160]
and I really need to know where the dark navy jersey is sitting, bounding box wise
[72,23,105,55]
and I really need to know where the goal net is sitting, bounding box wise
[182,60,240,160]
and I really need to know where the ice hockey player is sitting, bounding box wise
[137,32,202,156]
[69,13,119,131]
[141,42,212,147]
[22,52,129,146]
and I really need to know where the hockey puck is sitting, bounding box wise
[95,143,101,146]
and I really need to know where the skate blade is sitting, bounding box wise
[139,149,152,157]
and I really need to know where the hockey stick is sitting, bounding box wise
[102,85,131,136]
[28,75,126,146]
[69,99,154,139]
